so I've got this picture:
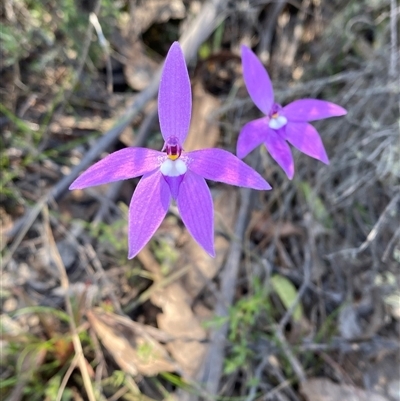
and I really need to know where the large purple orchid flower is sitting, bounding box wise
[70,42,271,258]
[237,45,347,180]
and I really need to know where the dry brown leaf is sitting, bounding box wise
[87,309,176,376]
[152,282,207,378]
[250,211,304,242]
[137,246,163,279]
[300,378,389,401]
[184,82,221,151]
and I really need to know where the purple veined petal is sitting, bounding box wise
[128,170,171,259]
[264,128,295,180]
[284,122,329,164]
[158,42,192,145]
[237,117,269,159]
[282,99,347,122]
[187,148,271,190]
[241,45,274,115]
[176,171,215,257]
[69,148,163,190]
[163,174,185,200]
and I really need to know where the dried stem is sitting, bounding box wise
[389,0,398,79]
[42,205,97,401]
[89,11,113,93]
[56,354,80,401]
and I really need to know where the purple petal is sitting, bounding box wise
[241,45,274,115]
[176,171,215,257]
[237,117,269,159]
[158,42,191,145]
[128,171,171,259]
[187,148,271,190]
[163,174,185,200]
[283,99,347,122]
[264,129,295,180]
[284,122,329,164]
[69,148,162,189]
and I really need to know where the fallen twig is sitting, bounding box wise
[43,205,97,401]
[201,186,253,394]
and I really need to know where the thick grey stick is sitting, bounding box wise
[201,187,253,395]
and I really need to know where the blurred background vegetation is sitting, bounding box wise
[1,0,399,400]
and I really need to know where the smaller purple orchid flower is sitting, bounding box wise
[237,45,347,179]
[70,42,271,258]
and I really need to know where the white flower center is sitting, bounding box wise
[160,158,187,177]
[269,115,287,130]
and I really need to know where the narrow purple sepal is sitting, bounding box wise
[237,117,269,159]
[69,148,162,190]
[284,122,329,164]
[128,171,171,259]
[187,148,271,190]
[176,171,215,257]
[264,128,295,180]
[158,42,191,145]
[241,45,274,115]
[283,99,347,122]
